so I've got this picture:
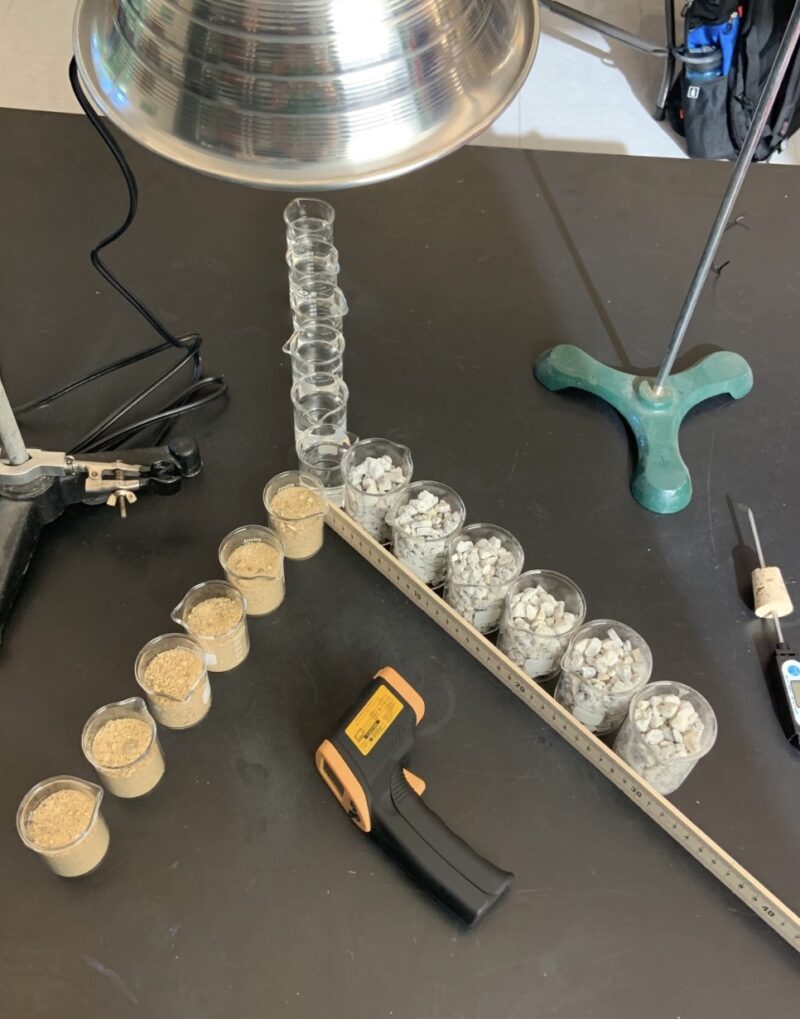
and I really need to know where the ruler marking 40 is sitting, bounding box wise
[326,504,800,951]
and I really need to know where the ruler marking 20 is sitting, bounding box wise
[326,504,800,951]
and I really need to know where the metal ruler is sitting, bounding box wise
[326,503,800,952]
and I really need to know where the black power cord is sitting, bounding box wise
[13,59,227,455]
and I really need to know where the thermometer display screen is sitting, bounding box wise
[792,680,800,708]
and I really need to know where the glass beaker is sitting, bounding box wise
[135,633,212,729]
[263,470,327,560]
[292,309,345,332]
[296,426,358,506]
[286,238,339,270]
[219,525,286,616]
[554,620,652,734]
[17,775,110,877]
[284,198,335,245]
[290,282,348,320]
[171,580,249,671]
[445,523,525,633]
[341,437,414,542]
[290,374,349,444]
[291,371,345,397]
[283,329,345,380]
[614,681,717,794]
[82,697,165,798]
[288,348,344,381]
[497,570,586,682]
[391,481,466,586]
[286,221,334,245]
[289,268,339,296]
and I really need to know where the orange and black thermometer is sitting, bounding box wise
[316,668,512,926]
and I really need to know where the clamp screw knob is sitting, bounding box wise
[106,489,137,519]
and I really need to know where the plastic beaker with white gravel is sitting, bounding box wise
[342,438,413,542]
[498,570,586,681]
[444,524,524,633]
[554,620,652,734]
[614,681,717,794]
[390,481,466,586]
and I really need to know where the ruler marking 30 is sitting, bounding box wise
[326,504,800,952]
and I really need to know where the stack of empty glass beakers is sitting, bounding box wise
[284,198,355,505]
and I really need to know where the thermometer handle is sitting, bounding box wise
[769,646,800,749]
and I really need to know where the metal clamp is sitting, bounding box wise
[0,449,145,488]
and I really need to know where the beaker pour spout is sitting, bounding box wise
[170,602,188,628]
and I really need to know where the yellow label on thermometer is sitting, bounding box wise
[345,685,403,755]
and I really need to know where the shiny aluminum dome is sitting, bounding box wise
[73,0,539,189]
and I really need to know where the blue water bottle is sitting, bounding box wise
[685,45,723,81]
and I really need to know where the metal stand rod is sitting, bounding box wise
[654,0,678,119]
[654,0,800,392]
[540,0,678,118]
[0,374,28,465]
[541,0,669,54]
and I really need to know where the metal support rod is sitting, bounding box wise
[542,0,669,55]
[0,373,28,465]
[654,0,677,118]
[654,0,800,392]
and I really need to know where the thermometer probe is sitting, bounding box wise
[746,508,800,749]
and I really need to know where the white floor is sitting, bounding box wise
[2,0,799,164]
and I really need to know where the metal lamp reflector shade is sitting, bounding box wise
[73,0,539,190]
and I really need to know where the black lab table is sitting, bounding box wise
[1,108,798,1017]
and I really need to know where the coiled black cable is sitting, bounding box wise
[13,59,226,454]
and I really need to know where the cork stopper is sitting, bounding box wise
[752,566,794,619]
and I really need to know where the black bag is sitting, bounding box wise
[667,0,800,160]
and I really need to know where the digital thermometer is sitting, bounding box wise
[771,646,800,748]
[746,507,800,750]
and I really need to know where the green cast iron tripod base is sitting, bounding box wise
[534,345,753,514]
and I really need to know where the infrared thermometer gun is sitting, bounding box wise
[316,668,512,926]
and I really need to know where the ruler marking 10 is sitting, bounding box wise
[326,504,800,951]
